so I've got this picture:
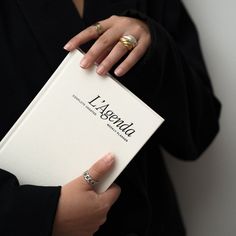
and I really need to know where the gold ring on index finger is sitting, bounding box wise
[93,22,103,36]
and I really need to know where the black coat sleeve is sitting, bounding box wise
[120,0,221,160]
[0,169,61,236]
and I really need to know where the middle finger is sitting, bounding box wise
[80,29,120,69]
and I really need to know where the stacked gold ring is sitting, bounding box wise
[119,34,138,51]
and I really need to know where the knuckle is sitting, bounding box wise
[132,24,144,34]
[100,216,107,225]
[99,36,111,46]
[122,16,132,23]
[109,15,119,21]
[136,24,144,32]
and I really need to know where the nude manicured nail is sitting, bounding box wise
[103,153,115,166]
[63,42,72,51]
[80,58,89,68]
[114,67,123,77]
[97,65,105,75]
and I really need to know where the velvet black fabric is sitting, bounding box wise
[0,0,221,235]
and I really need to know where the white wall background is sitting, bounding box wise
[164,1,236,235]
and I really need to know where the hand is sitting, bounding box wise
[52,153,121,236]
[64,15,151,77]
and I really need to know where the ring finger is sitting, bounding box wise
[96,39,132,75]
[114,36,149,76]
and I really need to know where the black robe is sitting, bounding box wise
[0,0,221,235]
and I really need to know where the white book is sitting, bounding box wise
[0,49,164,193]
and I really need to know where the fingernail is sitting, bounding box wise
[97,65,105,75]
[63,42,72,51]
[103,153,115,166]
[114,67,123,77]
[80,57,89,68]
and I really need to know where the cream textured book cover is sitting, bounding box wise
[0,49,164,192]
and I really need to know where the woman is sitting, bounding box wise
[0,0,221,235]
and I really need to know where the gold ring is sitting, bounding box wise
[119,34,138,51]
[93,22,103,36]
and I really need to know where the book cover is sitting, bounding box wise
[0,49,164,193]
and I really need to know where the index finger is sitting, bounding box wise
[63,19,110,51]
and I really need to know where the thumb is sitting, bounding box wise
[78,153,115,190]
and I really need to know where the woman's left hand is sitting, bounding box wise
[64,15,151,77]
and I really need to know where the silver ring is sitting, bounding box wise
[83,170,99,186]
[119,34,138,51]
